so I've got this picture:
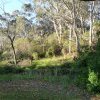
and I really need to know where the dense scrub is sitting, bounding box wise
[74,36,100,93]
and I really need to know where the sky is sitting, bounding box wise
[0,0,36,23]
[5,0,22,13]
[0,0,26,14]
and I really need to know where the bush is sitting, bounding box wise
[16,51,29,60]
[0,66,25,74]
[18,59,31,67]
[88,71,98,85]
[0,51,3,60]
[38,52,45,58]
[74,37,100,93]
[46,47,54,58]
[54,45,62,56]
[32,52,38,60]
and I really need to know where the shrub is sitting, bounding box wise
[74,37,100,93]
[88,71,98,86]
[16,51,29,60]
[38,52,46,58]
[18,59,31,67]
[46,47,54,58]
[0,66,25,74]
[32,52,38,60]
[0,50,3,60]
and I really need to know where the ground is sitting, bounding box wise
[0,57,99,100]
[0,77,98,100]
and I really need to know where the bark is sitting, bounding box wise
[75,32,80,53]
[69,27,72,54]
[89,1,94,47]
[72,0,80,53]
[8,36,17,65]
[11,41,17,65]
[80,16,84,34]
[59,20,62,45]
[53,20,61,44]
[89,13,92,47]
[92,1,95,42]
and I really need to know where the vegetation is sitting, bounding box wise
[0,0,100,99]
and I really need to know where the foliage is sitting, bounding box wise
[0,66,25,74]
[15,38,31,54]
[32,57,63,69]
[46,47,55,57]
[0,50,3,60]
[0,0,100,96]
[94,20,100,33]
[18,59,31,67]
[32,52,38,60]
[15,38,32,60]
[88,71,98,86]
[74,37,100,93]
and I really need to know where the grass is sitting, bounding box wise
[0,88,83,100]
[0,73,99,100]
[0,74,35,81]
[0,74,85,100]
[32,56,72,69]
[0,60,8,67]
[0,56,99,100]
[0,73,73,87]
[0,56,73,84]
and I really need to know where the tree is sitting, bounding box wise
[89,1,94,47]
[0,1,18,65]
[0,14,17,65]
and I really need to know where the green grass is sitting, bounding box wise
[0,73,75,95]
[0,56,98,99]
[32,56,72,69]
[0,60,8,67]
[0,73,83,100]
[0,89,83,100]
[0,73,85,100]
[0,73,72,87]
[32,58,62,68]
[0,74,35,81]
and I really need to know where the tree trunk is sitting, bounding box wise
[11,41,17,65]
[69,27,72,54]
[89,2,94,47]
[80,16,84,34]
[53,20,61,44]
[72,0,80,53]
[59,20,62,45]
[92,1,95,42]
[8,35,17,65]
[75,32,80,53]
